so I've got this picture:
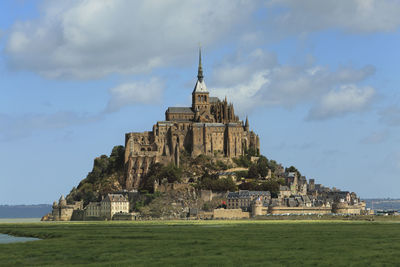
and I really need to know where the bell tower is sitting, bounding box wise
[192,47,209,112]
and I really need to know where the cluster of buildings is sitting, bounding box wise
[225,171,366,217]
[47,194,131,221]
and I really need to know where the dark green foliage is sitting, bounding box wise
[238,178,284,197]
[215,160,229,171]
[234,171,248,180]
[233,147,259,168]
[162,164,182,183]
[141,163,182,192]
[267,159,278,173]
[286,165,301,178]
[132,192,161,212]
[247,164,259,178]
[233,155,252,167]
[67,146,125,205]
[2,222,400,266]
[256,156,269,177]
[196,172,237,192]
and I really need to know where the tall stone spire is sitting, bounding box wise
[245,116,249,131]
[193,47,208,94]
[197,47,204,82]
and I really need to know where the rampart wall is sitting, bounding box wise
[213,208,250,219]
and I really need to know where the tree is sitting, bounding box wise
[247,164,259,179]
[285,166,301,178]
[267,160,278,173]
[257,156,269,177]
[161,164,182,183]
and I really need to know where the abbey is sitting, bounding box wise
[124,50,260,190]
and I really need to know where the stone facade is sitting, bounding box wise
[50,195,83,221]
[227,190,271,211]
[84,193,130,220]
[124,50,260,190]
[224,186,366,217]
[213,208,250,219]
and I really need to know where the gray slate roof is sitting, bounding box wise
[209,97,220,103]
[167,107,194,114]
[103,194,128,202]
[228,190,271,199]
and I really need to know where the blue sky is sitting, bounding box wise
[1,0,400,204]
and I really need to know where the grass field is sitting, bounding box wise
[1,220,400,266]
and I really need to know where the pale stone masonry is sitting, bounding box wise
[50,195,83,221]
[84,193,129,220]
[124,49,260,190]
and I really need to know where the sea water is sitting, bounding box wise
[0,233,39,244]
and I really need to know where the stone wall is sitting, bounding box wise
[200,190,213,202]
[213,208,250,219]
[269,206,331,215]
[113,213,138,221]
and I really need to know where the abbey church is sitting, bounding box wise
[124,50,260,190]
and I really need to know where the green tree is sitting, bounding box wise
[247,164,259,179]
[285,166,301,178]
[257,156,269,177]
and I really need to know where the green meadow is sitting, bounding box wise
[1,220,400,266]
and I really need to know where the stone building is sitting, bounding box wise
[84,193,129,220]
[227,190,271,211]
[51,195,83,221]
[124,50,260,190]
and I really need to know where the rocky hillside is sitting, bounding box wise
[66,146,125,205]
[66,144,300,214]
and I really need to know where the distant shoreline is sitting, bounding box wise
[0,205,51,219]
[0,218,41,223]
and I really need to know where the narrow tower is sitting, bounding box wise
[192,47,209,112]
[245,116,249,132]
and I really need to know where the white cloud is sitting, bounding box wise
[267,0,400,34]
[105,78,164,113]
[307,85,375,120]
[210,49,376,118]
[4,0,256,79]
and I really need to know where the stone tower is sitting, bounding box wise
[192,48,210,114]
[251,198,263,217]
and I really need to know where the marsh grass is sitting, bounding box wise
[0,220,399,266]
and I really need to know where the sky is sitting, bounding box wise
[1,0,400,204]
